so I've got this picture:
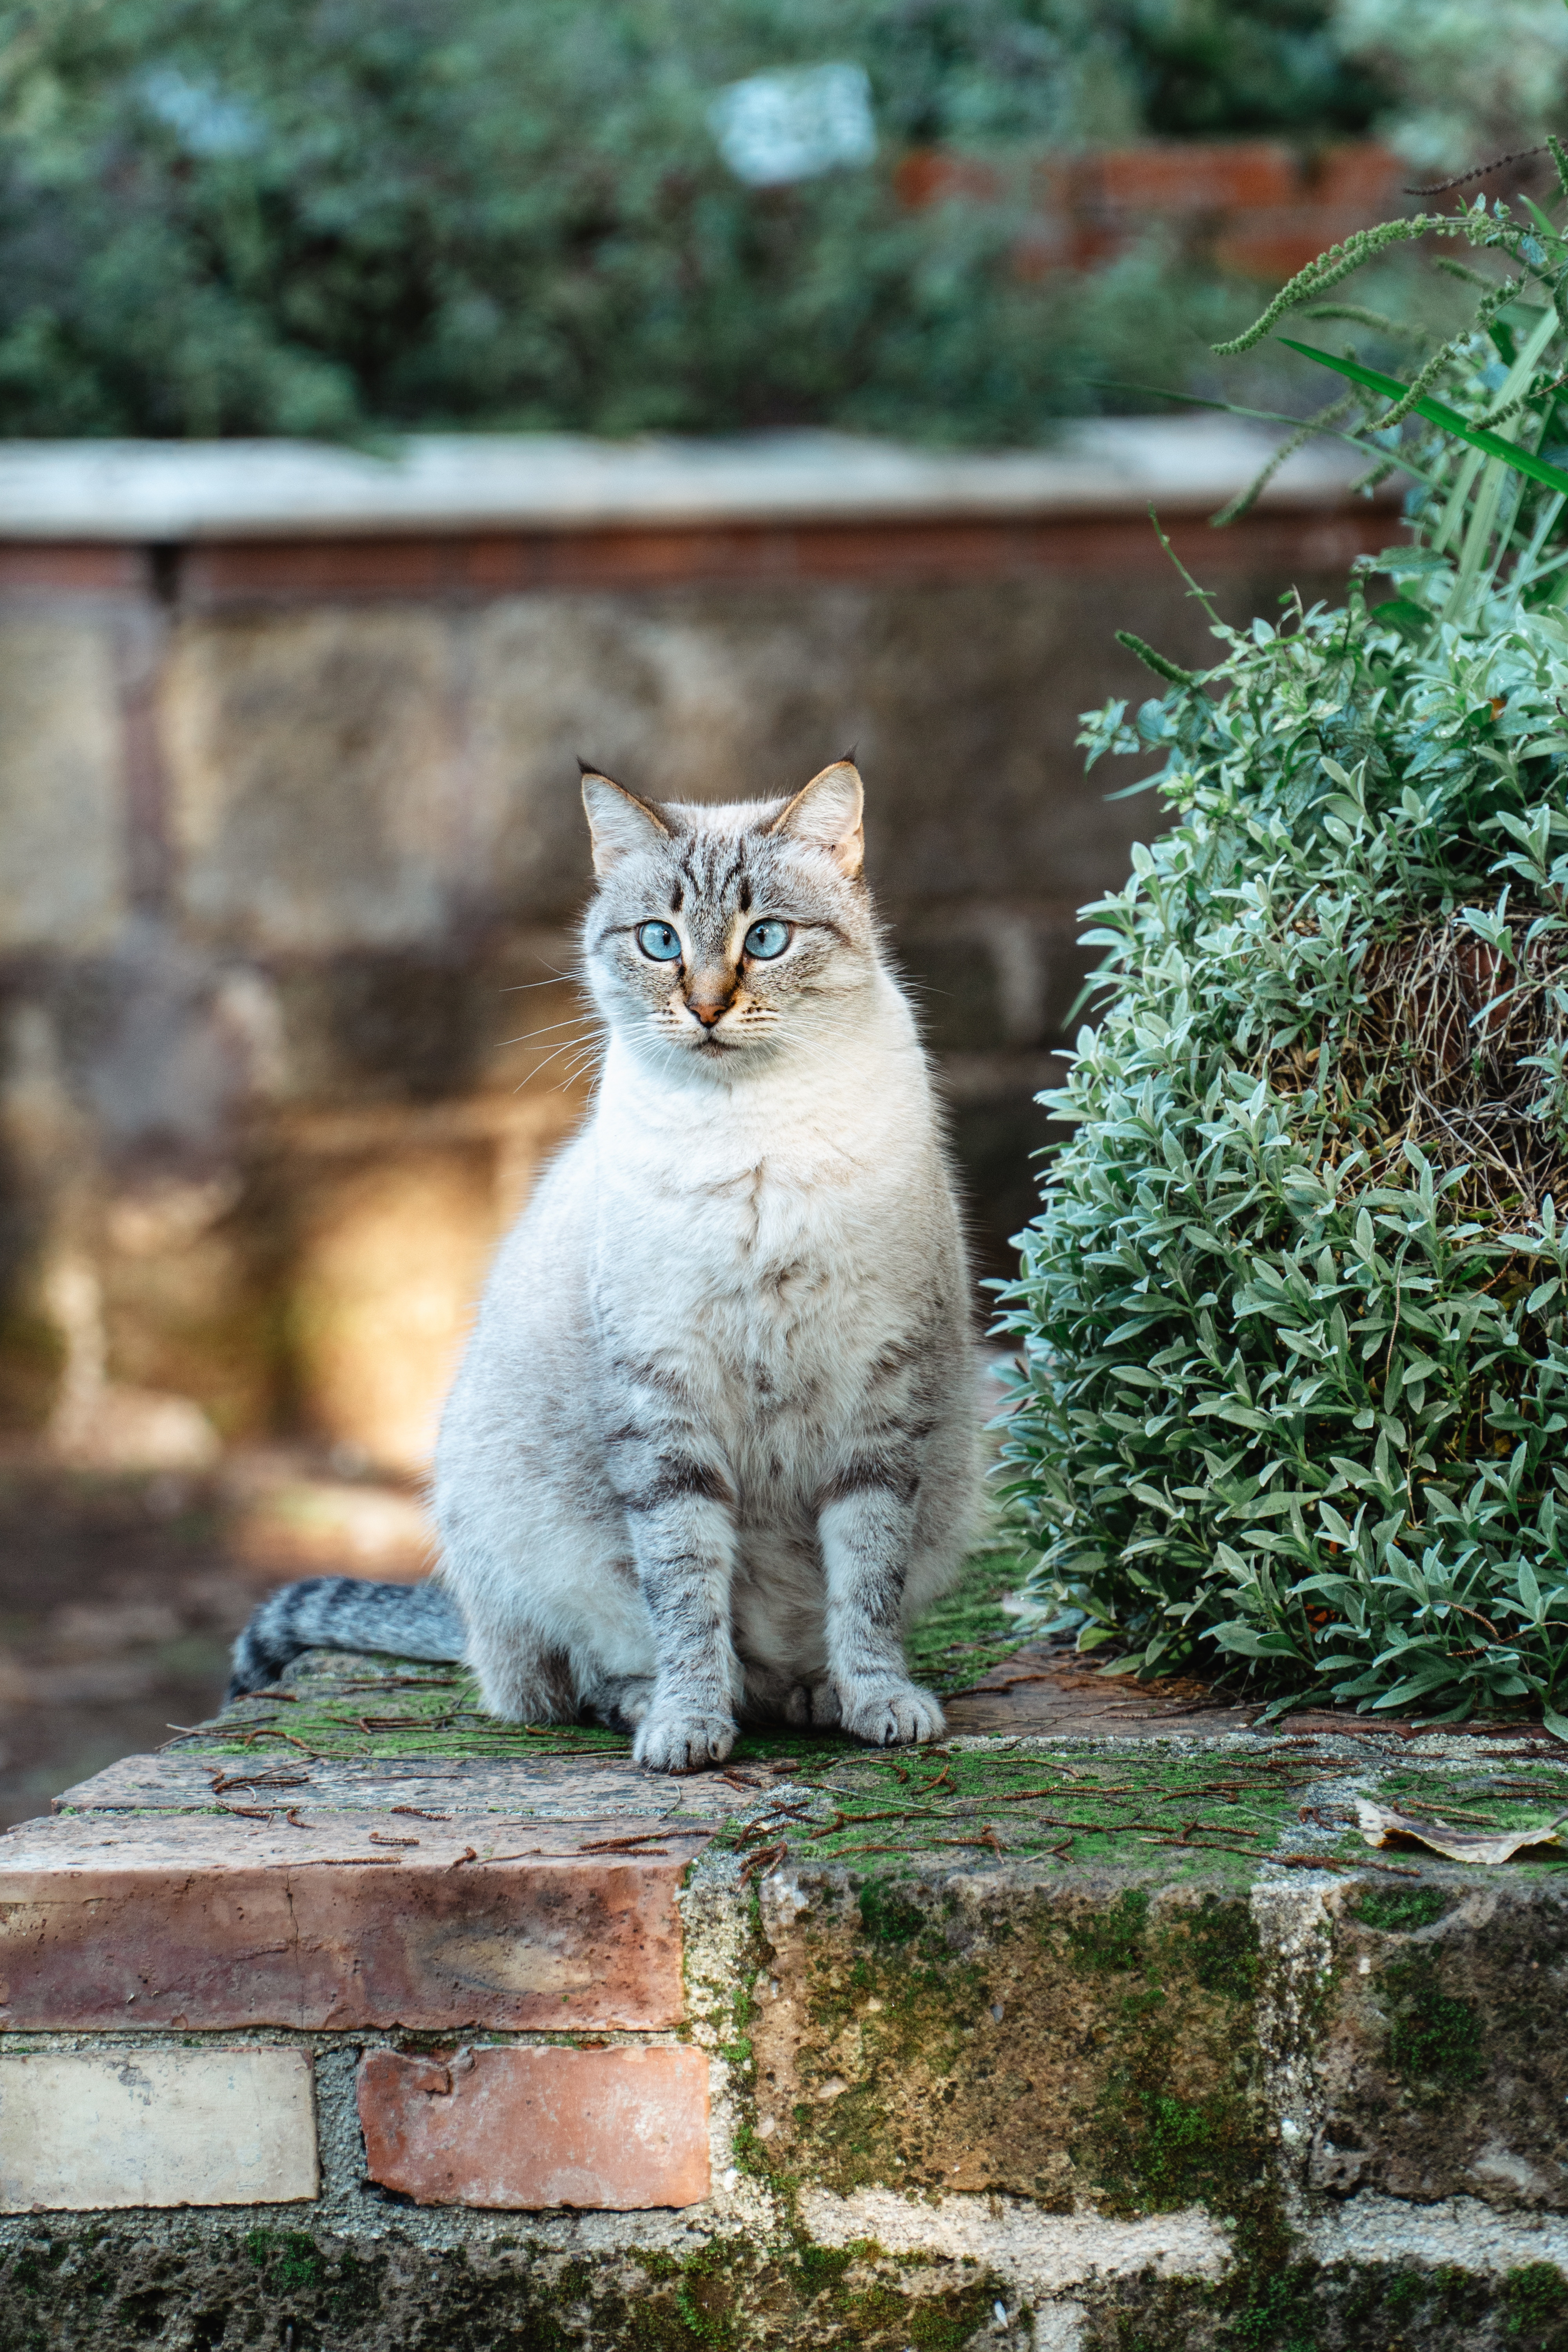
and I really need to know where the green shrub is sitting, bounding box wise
[997,171,1568,1724]
[0,0,1381,442]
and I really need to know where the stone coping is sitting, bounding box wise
[0,417,1394,542]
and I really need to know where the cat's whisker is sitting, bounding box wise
[498,1014,598,1047]
[555,1052,607,1093]
[499,968,578,992]
[513,1034,602,1089]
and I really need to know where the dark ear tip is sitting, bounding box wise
[840,745,859,768]
[577,755,599,778]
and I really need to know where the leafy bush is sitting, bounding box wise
[997,166,1568,1725]
[0,0,1381,442]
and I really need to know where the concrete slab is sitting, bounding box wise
[0,2048,316,2212]
[53,1749,767,1818]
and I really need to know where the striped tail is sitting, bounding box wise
[226,1577,465,1702]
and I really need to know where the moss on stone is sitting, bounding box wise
[857,1881,926,1944]
[748,1864,1276,2221]
[13,2221,1568,2351]
[1504,2263,1568,2335]
[1068,1885,1152,1974]
[1082,2252,1568,2351]
[903,1545,1034,1695]
[1383,1951,1485,2098]
[245,2225,327,2290]
[1350,1885,1450,1934]
[0,2223,1023,2352]
[785,1751,1313,1884]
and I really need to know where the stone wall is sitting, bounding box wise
[0,427,1395,1472]
[6,1660,1568,2351]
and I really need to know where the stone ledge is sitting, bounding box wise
[0,419,1394,543]
[5,1647,1568,2347]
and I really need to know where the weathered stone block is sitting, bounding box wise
[0,1811,701,2030]
[358,2044,710,2209]
[0,619,125,950]
[752,1868,1272,2212]
[466,589,865,924]
[161,611,459,951]
[1311,1878,1568,2209]
[0,2048,316,2211]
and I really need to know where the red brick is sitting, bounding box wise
[1307,141,1406,208]
[1215,203,1410,281]
[358,2044,710,2209]
[0,1812,705,2031]
[893,150,1004,210]
[1087,140,1299,216]
[0,543,147,595]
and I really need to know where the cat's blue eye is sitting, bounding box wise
[637,921,682,961]
[744,919,791,960]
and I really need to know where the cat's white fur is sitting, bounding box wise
[433,760,979,1770]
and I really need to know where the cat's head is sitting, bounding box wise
[579,758,880,1074]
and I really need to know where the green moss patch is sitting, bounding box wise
[0,2223,1015,2352]
[751,1869,1274,2214]
[1382,1951,1485,2098]
[1350,1884,1451,1933]
[905,1545,1037,1695]
[722,1746,1338,1885]
[167,1549,1032,1766]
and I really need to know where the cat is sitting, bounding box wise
[228,757,980,1769]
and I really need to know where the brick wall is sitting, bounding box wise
[5,1706,1568,2346]
[0,427,1396,1473]
[897,137,1412,281]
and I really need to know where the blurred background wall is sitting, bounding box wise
[0,428,1392,1473]
[0,0,1555,1813]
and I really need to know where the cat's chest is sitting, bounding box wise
[605,1151,849,1302]
[594,1144,891,1381]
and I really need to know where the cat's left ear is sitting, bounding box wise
[766,757,864,879]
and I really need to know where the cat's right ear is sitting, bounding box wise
[580,766,671,876]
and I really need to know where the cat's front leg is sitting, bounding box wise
[613,1443,744,1772]
[820,1482,945,1746]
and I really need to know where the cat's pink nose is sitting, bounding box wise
[688,996,726,1027]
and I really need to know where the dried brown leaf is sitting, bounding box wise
[1356,1798,1568,1864]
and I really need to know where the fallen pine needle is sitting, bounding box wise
[739,1841,788,1887]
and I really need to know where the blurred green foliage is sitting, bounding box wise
[1123,0,1385,139]
[0,0,1389,441]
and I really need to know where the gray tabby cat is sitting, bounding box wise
[229,759,979,1769]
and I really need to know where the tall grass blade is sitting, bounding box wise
[1277,337,1568,500]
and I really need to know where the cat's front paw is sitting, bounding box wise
[634,1706,736,1773]
[838,1678,945,1748]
